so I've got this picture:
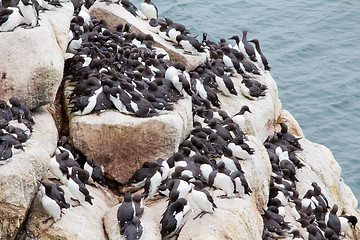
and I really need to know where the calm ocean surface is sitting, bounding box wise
[133,0,360,204]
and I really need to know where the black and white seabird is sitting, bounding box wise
[0,7,25,32]
[18,0,38,28]
[231,170,252,198]
[190,180,217,219]
[84,156,107,186]
[241,30,257,62]
[167,178,191,203]
[67,169,94,206]
[117,189,135,234]
[132,194,144,217]
[160,198,189,239]
[232,105,251,132]
[141,0,158,20]
[123,216,143,240]
[48,151,80,183]
[127,162,151,188]
[143,161,162,199]
[39,180,70,226]
[208,169,235,198]
[213,68,237,96]
[240,78,266,99]
[249,38,271,71]
[69,166,90,184]
[176,34,205,55]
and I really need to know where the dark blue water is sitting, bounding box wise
[133,0,360,203]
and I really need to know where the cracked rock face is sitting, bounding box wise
[69,98,193,184]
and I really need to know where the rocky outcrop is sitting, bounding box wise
[21,183,118,240]
[89,2,208,71]
[0,3,73,109]
[0,1,359,239]
[69,98,192,184]
[0,107,58,240]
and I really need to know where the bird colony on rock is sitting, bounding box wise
[262,123,357,239]
[0,97,34,163]
[40,135,107,227]
[0,0,64,32]
[64,0,271,117]
[63,0,274,238]
[3,0,355,239]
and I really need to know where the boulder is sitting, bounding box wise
[20,182,118,240]
[295,138,342,206]
[104,190,263,240]
[89,2,208,71]
[69,98,193,184]
[0,3,73,109]
[178,190,264,240]
[0,107,58,240]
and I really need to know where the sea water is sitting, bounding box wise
[132,0,360,203]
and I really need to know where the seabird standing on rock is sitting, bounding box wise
[17,0,38,28]
[0,7,26,32]
[168,23,187,43]
[39,180,70,227]
[144,161,162,199]
[123,216,143,240]
[249,38,271,71]
[68,166,90,184]
[232,105,251,131]
[160,198,189,239]
[207,169,235,198]
[127,162,151,188]
[141,0,158,19]
[190,180,217,219]
[213,67,237,96]
[241,30,257,62]
[121,0,142,18]
[117,190,135,234]
[240,78,266,99]
[67,169,94,206]
[231,170,252,197]
[48,151,80,183]
[176,34,205,55]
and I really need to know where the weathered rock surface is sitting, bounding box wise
[0,107,58,240]
[104,190,263,240]
[0,3,73,109]
[239,136,272,211]
[69,98,192,184]
[89,2,208,71]
[179,190,263,240]
[21,182,118,240]
[277,109,304,138]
